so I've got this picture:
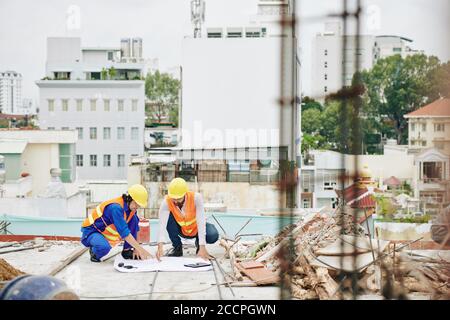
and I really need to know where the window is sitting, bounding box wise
[322,171,338,191]
[103,154,111,167]
[118,99,124,112]
[76,99,83,112]
[107,51,114,61]
[90,155,97,167]
[62,99,68,112]
[61,127,69,131]
[422,123,426,131]
[104,99,110,111]
[76,154,83,167]
[48,99,54,112]
[393,47,402,52]
[324,61,328,68]
[117,127,125,139]
[434,123,445,132]
[132,99,138,112]
[324,74,328,80]
[422,161,443,181]
[324,86,328,93]
[103,127,111,140]
[324,49,328,56]
[117,154,125,167]
[47,127,55,130]
[54,72,70,80]
[302,198,311,208]
[422,141,427,147]
[90,99,97,111]
[90,127,97,140]
[131,127,139,140]
[76,127,83,139]
[411,123,415,131]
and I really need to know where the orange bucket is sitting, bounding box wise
[137,218,150,244]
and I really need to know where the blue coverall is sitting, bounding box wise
[80,200,139,260]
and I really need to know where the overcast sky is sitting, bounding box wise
[1,0,449,103]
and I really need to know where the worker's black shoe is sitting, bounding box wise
[167,245,183,257]
[121,249,136,260]
[89,247,101,263]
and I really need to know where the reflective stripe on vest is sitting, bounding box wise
[166,191,198,236]
[81,196,135,246]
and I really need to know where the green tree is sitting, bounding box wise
[301,96,323,112]
[361,54,441,144]
[145,71,180,125]
[108,67,117,80]
[101,68,108,80]
[427,60,450,100]
[301,108,322,134]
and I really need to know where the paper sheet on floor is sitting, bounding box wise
[113,255,213,272]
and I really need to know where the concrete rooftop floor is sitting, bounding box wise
[1,241,280,300]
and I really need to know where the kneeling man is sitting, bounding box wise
[156,178,219,261]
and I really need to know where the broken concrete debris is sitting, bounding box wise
[219,209,450,299]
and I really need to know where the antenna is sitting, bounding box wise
[191,0,205,38]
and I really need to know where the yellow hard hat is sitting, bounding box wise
[128,184,148,207]
[168,177,188,199]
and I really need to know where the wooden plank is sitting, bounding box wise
[48,247,88,276]
[0,245,44,255]
[236,262,279,285]
[239,260,264,269]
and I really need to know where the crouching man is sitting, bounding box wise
[156,178,219,261]
[80,184,153,262]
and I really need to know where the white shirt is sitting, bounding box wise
[158,193,206,245]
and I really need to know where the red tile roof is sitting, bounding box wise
[351,194,376,209]
[336,185,369,203]
[336,184,377,209]
[405,98,450,117]
[383,176,401,186]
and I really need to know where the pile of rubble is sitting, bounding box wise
[219,209,450,300]
[0,258,25,288]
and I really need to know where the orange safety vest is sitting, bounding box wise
[166,191,198,237]
[81,196,136,247]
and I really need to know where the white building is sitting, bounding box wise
[311,22,422,100]
[311,22,375,100]
[0,129,77,196]
[374,35,424,60]
[36,37,145,181]
[0,71,22,115]
[301,149,416,209]
[181,0,299,162]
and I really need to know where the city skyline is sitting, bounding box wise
[0,0,449,104]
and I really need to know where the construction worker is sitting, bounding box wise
[156,177,219,261]
[80,184,153,262]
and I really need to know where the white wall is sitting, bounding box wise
[181,37,294,151]
[46,37,82,79]
[85,181,129,203]
[145,181,283,212]
[0,192,87,218]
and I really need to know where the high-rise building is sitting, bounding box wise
[0,71,22,114]
[311,22,423,101]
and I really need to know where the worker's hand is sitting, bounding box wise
[156,243,164,262]
[197,245,211,261]
[133,246,153,260]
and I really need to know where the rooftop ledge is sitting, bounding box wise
[35,80,144,88]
